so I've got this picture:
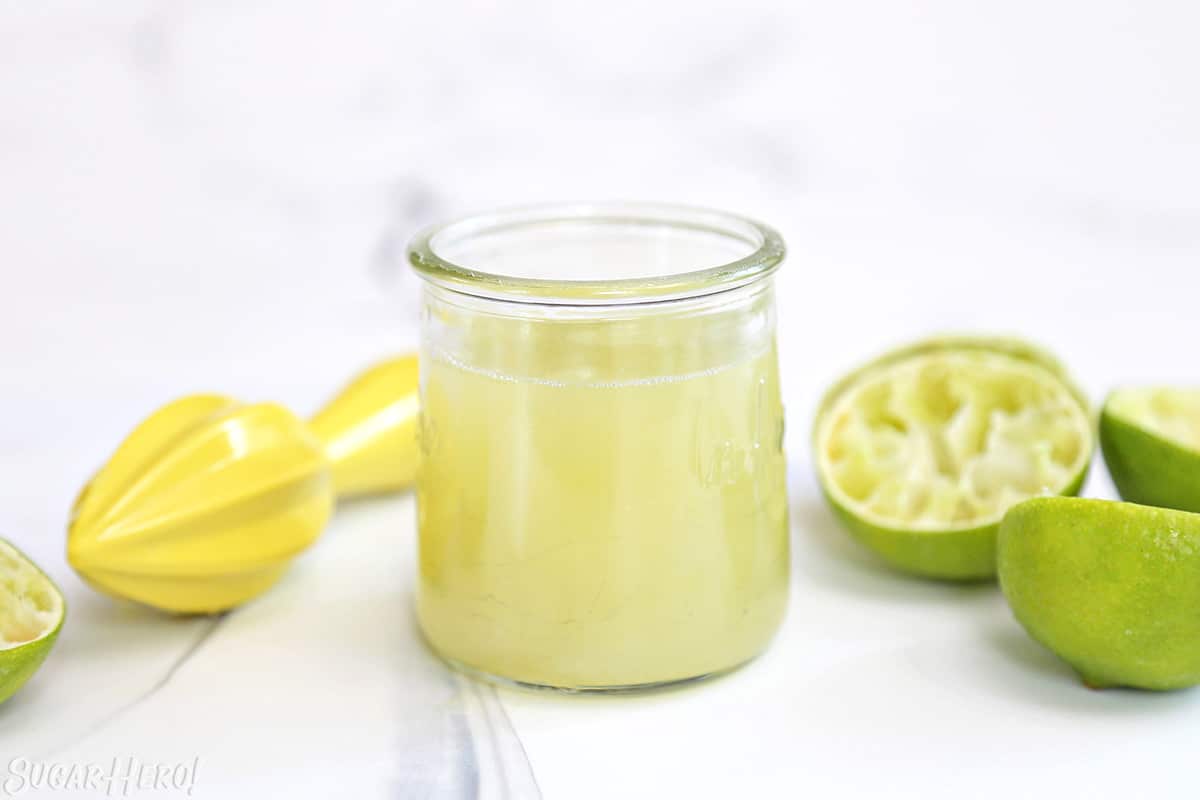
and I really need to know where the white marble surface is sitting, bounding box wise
[2,1,1200,797]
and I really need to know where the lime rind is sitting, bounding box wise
[999,497,1200,690]
[0,539,65,704]
[814,336,1094,580]
[1101,388,1200,513]
[1106,387,1200,451]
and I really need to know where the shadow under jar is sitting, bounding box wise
[408,204,790,692]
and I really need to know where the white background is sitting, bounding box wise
[1,1,1198,798]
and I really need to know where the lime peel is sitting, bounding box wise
[999,497,1200,691]
[0,539,64,704]
[1106,387,1200,450]
[1101,387,1200,513]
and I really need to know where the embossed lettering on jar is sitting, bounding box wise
[408,204,790,691]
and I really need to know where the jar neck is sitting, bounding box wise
[420,279,777,387]
[420,277,777,322]
[407,203,785,305]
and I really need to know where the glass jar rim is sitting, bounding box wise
[406,202,785,305]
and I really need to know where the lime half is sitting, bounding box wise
[814,336,1094,580]
[999,497,1200,690]
[1101,387,1200,513]
[0,539,64,704]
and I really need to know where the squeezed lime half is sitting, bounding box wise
[0,539,64,704]
[814,336,1094,580]
[1101,387,1200,513]
[1000,497,1200,690]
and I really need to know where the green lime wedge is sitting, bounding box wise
[813,336,1094,580]
[999,497,1200,690]
[0,539,64,704]
[1101,387,1200,512]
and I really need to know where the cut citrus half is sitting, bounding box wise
[1101,387,1200,513]
[0,539,65,704]
[813,336,1094,580]
[999,497,1200,690]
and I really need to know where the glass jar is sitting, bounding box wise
[408,203,789,691]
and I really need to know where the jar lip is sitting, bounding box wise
[406,202,785,305]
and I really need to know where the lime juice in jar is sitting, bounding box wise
[408,204,790,691]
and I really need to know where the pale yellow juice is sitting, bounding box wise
[416,321,789,689]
